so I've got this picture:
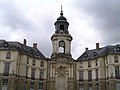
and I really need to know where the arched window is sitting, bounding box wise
[60,25,64,31]
[6,52,11,59]
[59,41,65,53]
[32,59,36,66]
[114,55,118,63]
[59,47,64,53]
[40,61,44,67]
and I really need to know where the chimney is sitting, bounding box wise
[85,47,88,51]
[23,39,27,46]
[33,43,37,48]
[96,43,100,50]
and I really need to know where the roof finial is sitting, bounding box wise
[60,5,63,16]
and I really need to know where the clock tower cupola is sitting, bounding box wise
[51,7,73,58]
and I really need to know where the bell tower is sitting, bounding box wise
[51,6,73,58]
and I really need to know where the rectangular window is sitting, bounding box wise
[31,68,35,79]
[96,83,99,90]
[79,62,83,68]
[88,84,92,90]
[6,52,11,59]
[96,69,98,80]
[88,61,91,67]
[79,84,83,90]
[32,60,35,66]
[27,57,29,64]
[40,70,44,79]
[25,67,28,78]
[30,82,34,90]
[3,62,10,76]
[88,70,92,81]
[24,81,27,90]
[116,83,120,90]
[2,79,8,90]
[106,67,109,79]
[40,61,44,67]
[79,71,83,81]
[115,66,120,79]
[39,82,43,90]
[95,60,98,66]
[114,56,118,63]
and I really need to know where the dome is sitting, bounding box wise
[54,8,69,25]
[57,15,67,21]
[56,10,67,21]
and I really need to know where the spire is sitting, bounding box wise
[60,5,63,16]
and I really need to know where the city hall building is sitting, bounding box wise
[0,10,120,90]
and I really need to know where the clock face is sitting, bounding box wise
[59,41,65,47]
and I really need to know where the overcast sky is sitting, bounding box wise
[0,0,120,59]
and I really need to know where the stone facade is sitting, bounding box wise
[0,10,120,90]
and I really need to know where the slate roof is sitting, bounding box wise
[0,40,46,60]
[77,44,120,61]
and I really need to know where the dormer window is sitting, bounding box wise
[116,47,120,52]
[93,52,98,57]
[4,42,9,48]
[84,53,88,58]
[36,52,39,56]
[6,52,11,59]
